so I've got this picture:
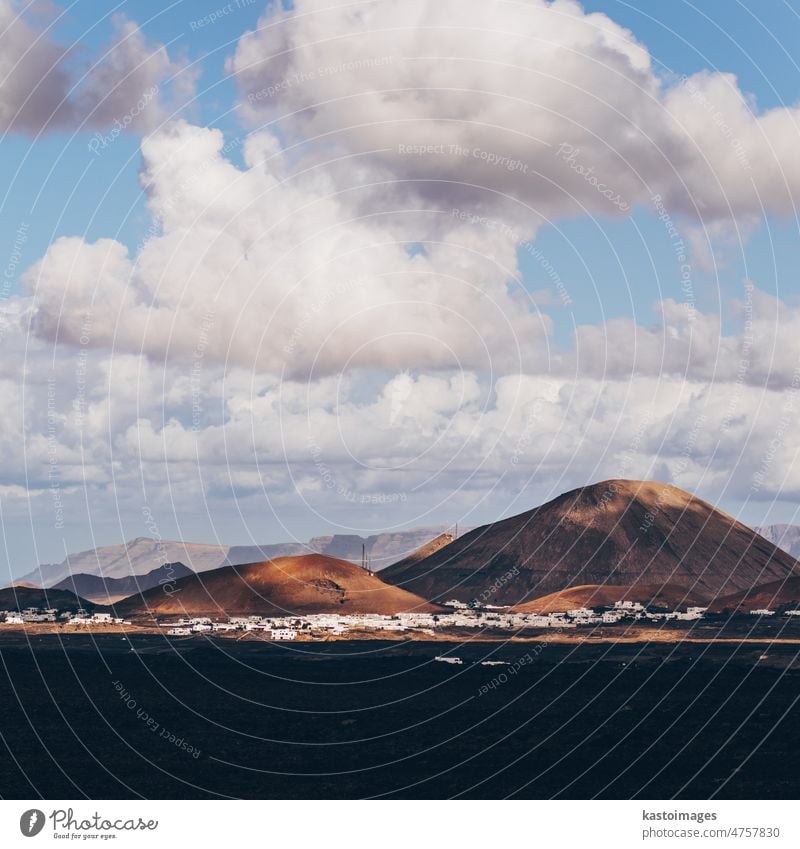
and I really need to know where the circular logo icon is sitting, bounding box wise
[19,810,46,837]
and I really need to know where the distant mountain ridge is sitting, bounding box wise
[17,527,456,587]
[225,528,457,572]
[20,538,230,588]
[53,562,194,604]
[755,525,800,560]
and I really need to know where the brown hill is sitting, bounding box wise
[117,553,441,617]
[708,576,800,613]
[381,480,800,606]
[513,583,698,614]
[0,586,101,613]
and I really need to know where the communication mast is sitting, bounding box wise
[361,544,373,575]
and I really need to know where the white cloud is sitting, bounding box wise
[3,306,800,570]
[7,0,800,565]
[0,1,72,131]
[23,1,800,382]
[570,283,800,389]
[24,119,549,377]
[228,0,800,233]
[0,4,195,134]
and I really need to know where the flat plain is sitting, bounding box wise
[1,632,798,799]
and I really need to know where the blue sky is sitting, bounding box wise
[4,0,800,577]
[5,0,800,335]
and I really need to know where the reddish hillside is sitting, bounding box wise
[117,553,440,617]
[513,582,700,614]
[708,576,800,613]
[382,480,800,605]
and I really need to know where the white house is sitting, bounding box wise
[567,607,595,619]
[602,611,625,624]
[614,600,644,611]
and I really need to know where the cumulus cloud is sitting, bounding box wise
[9,345,795,520]
[0,3,194,134]
[570,283,800,390]
[227,0,800,232]
[23,134,800,390]
[78,14,198,132]
[8,0,800,568]
[23,1,800,382]
[0,0,73,131]
[24,119,550,377]
[4,299,799,572]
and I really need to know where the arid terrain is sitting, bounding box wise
[5,478,800,801]
[709,576,800,613]
[382,480,800,604]
[116,553,440,617]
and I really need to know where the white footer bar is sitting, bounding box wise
[1,799,795,847]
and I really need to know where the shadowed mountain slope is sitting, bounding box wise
[0,586,101,613]
[53,563,194,604]
[382,480,800,605]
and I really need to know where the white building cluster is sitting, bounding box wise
[153,600,731,639]
[4,602,800,635]
[68,611,130,625]
[0,607,129,625]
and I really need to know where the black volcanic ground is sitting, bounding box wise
[1,634,799,799]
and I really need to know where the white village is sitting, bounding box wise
[157,602,705,641]
[0,608,131,626]
[4,600,796,639]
